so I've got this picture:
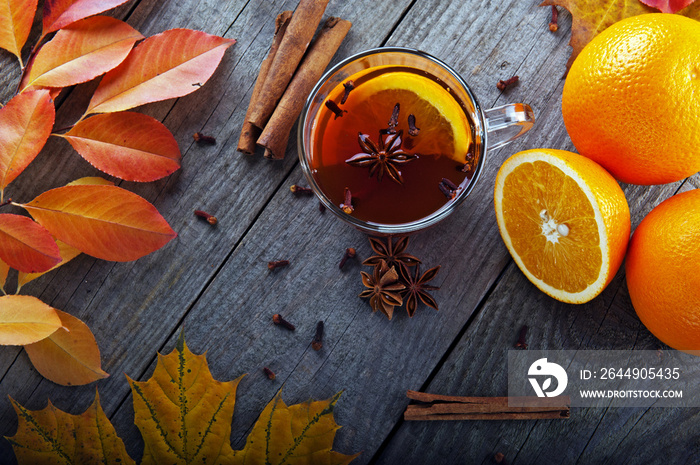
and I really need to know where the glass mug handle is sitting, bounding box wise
[484,103,535,151]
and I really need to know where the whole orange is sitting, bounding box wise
[562,14,700,185]
[625,189,700,355]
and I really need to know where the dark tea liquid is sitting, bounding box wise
[310,66,476,225]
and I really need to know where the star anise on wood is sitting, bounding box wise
[359,260,405,320]
[363,236,421,269]
[398,263,440,317]
[345,130,417,184]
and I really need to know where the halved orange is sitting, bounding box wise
[494,149,630,304]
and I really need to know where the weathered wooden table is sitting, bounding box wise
[1,0,698,463]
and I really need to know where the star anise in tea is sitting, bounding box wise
[363,236,421,269]
[345,130,417,184]
[359,260,405,320]
[398,262,440,317]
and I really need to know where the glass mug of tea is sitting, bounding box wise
[298,47,534,235]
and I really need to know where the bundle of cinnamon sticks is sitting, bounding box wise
[237,0,352,159]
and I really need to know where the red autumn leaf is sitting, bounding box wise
[17,185,176,262]
[0,90,55,193]
[24,309,109,385]
[22,16,143,91]
[0,214,61,273]
[42,0,131,37]
[638,0,697,13]
[0,0,38,63]
[86,29,236,114]
[61,112,181,182]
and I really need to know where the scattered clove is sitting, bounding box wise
[340,187,354,214]
[194,210,218,225]
[494,452,509,465]
[549,5,559,32]
[263,366,276,380]
[339,247,357,269]
[193,132,216,144]
[496,75,519,91]
[290,184,313,195]
[340,80,355,104]
[312,320,324,351]
[268,260,290,270]
[318,202,326,213]
[515,324,528,349]
[273,313,296,331]
[325,100,346,119]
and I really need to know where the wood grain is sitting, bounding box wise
[0,0,697,464]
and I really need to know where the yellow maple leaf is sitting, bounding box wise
[233,392,360,465]
[6,392,135,464]
[7,334,359,465]
[128,334,244,464]
[541,0,700,70]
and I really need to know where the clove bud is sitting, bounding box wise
[272,313,296,331]
[312,321,324,351]
[194,210,217,225]
[339,247,357,269]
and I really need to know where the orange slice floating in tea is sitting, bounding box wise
[338,70,471,164]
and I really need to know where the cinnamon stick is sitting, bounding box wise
[258,17,352,159]
[404,390,570,421]
[237,11,293,154]
[248,0,330,130]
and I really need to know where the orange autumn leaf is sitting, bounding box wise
[61,112,181,182]
[7,392,135,464]
[0,213,61,273]
[22,16,143,91]
[42,0,131,37]
[0,90,55,194]
[24,309,108,386]
[86,29,236,114]
[17,184,177,262]
[17,239,82,290]
[0,0,38,63]
[0,295,62,345]
[541,0,700,69]
[17,180,115,289]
